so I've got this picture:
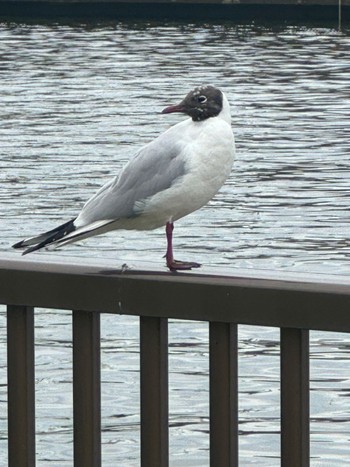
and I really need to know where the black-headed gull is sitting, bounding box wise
[13,85,235,271]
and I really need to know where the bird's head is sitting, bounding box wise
[162,85,223,122]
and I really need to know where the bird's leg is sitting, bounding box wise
[165,222,201,271]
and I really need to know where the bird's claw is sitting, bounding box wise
[167,260,201,272]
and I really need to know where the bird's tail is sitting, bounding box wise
[12,219,76,255]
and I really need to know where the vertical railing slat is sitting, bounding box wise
[7,304,35,467]
[140,316,168,467]
[73,310,101,467]
[280,327,310,467]
[209,322,238,467]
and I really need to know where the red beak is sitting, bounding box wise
[161,103,185,114]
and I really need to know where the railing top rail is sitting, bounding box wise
[1,253,350,332]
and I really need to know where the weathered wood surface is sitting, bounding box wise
[2,253,350,332]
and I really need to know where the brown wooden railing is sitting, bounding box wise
[2,254,350,466]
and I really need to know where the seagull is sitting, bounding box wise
[13,85,235,271]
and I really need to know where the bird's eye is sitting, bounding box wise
[198,95,207,103]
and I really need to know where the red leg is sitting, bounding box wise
[165,222,175,265]
[165,222,201,271]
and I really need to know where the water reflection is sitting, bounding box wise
[1,20,350,465]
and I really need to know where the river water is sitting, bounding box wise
[1,19,350,465]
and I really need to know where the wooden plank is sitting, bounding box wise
[209,322,238,467]
[140,316,168,467]
[7,305,35,467]
[2,256,350,332]
[280,328,309,467]
[73,310,101,467]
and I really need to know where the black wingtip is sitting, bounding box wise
[21,245,39,255]
[12,239,45,255]
[12,218,76,255]
[12,240,25,249]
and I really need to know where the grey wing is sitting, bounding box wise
[75,138,186,226]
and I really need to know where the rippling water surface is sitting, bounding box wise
[1,19,350,465]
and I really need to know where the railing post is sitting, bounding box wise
[209,322,238,467]
[7,305,35,467]
[140,316,169,467]
[73,310,101,467]
[280,327,310,467]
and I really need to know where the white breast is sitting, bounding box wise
[135,111,235,229]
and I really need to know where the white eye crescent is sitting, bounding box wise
[198,95,207,103]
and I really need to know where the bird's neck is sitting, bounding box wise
[218,94,232,125]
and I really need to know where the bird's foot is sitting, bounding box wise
[167,259,201,272]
